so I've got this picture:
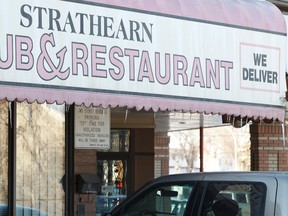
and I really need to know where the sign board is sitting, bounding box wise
[74,106,110,149]
[0,0,286,120]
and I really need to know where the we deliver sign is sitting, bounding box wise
[240,43,280,92]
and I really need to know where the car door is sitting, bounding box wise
[108,174,205,216]
[197,173,278,216]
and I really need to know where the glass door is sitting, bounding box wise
[96,130,130,215]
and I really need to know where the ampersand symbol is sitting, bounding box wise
[37,33,70,81]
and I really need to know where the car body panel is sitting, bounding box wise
[106,172,288,216]
[0,204,47,216]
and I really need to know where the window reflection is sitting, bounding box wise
[16,102,65,215]
[96,130,130,214]
[96,160,127,214]
[202,182,266,216]
[0,101,8,205]
[122,184,194,216]
[99,130,129,152]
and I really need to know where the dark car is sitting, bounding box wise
[0,204,47,216]
[104,172,288,216]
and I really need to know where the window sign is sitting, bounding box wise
[75,106,110,149]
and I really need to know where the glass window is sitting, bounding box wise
[122,183,194,216]
[16,102,65,216]
[98,130,129,152]
[201,182,266,216]
[96,160,127,215]
[0,101,8,207]
[96,129,130,214]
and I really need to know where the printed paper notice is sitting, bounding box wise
[74,106,110,149]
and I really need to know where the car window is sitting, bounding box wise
[201,182,266,216]
[122,183,195,216]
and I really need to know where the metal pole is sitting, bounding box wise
[200,114,204,172]
[8,101,16,216]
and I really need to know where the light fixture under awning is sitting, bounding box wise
[0,0,286,121]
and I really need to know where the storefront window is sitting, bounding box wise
[16,102,65,215]
[0,101,8,205]
[96,159,127,215]
[99,130,130,152]
[96,130,130,215]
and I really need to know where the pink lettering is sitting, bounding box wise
[190,57,205,87]
[173,55,188,86]
[91,44,107,78]
[72,42,88,76]
[0,34,13,69]
[221,61,233,90]
[16,36,34,70]
[36,33,69,81]
[138,51,154,82]
[124,49,139,81]
[109,46,124,80]
[155,53,170,85]
[206,59,220,89]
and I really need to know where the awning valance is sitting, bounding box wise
[0,0,286,121]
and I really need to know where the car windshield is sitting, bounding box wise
[122,183,195,216]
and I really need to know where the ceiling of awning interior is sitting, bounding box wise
[154,112,228,133]
[111,107,286,134]
[154,111,288,133]
[110,107,228,133]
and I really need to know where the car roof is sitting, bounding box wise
[152,171,288,183]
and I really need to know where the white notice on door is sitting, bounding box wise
[74,106,110,149]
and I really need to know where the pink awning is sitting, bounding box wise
[2,85,284,120]
[83,0,286,34]
[0,0,286,121]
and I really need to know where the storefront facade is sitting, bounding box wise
[0,0,286,215]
